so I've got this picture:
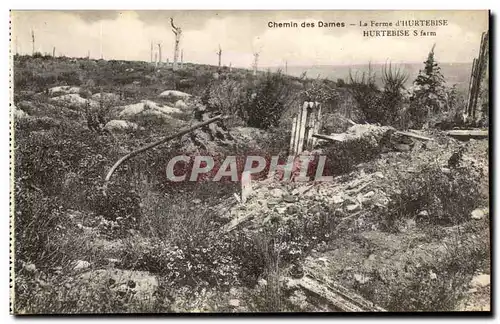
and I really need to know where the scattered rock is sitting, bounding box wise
[174,99,188,109]
[104,120,138,132]
[332,195,344,204]
[73,260,91,271]
[468,288,478,294]
[283,194,298,203]
[354,273,370,284]
[287,205,299,215]
[92,92,120,102]
[23,262,37,273]
[373,172,385,179]
[363,191,375,198]
[257,279,267,287]
[50,93,98,108]
[158,90,191,99]
[394,144,411,152]
[346,204,360,212]
[269,188,285,198]
[118,100,181,118]
[441,167,451,174]
[471,208,485,220]
[228,299,240,308]
[429,270,437,280]
[470,274,490,288]
[79,269,158,303]
[266,199,280,208]
[276,207,287,214]
[48,86,81,95]
[418,210,429,217]
[13,106,29,119]
[193,199,202,204]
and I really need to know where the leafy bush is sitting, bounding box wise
[245,70,296,129]
[384,164,484,230]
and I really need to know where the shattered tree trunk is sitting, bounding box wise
[217,45,222,70]
[180,49,184,69]
[253,53,259,76]
[31,29,35,55]
[150,41,153,63]
[157,44,162,67]
[171,18,182,71]
[466,31,489,121]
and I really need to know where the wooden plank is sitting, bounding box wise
[289,116,297,155]
[296,102,308,154]
[466,58,478,116]
[395,131,434,141]
[293,108,303,155]
[296,276,386,312]
[312,133,347,142]
[311,104,322,148]
[445,129,488,139]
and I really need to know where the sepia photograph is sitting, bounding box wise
[9,9,490,314]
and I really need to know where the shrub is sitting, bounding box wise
[245,70,295,129]
[408,45,448,128]
[383,164,484,231]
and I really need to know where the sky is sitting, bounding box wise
[10,10,489,68]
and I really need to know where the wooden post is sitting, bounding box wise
[217,45,222,70]
[289,116,298,154]
[292,108,302,155]
[171,18,182,71]
[466,58,477,117]
[31,29,35,55]
[296,102,308,154]
[52,46,55,57]
[312,103,322,148]
[241,171,252,204]
[305,103,314,150]
[466,31,489,120]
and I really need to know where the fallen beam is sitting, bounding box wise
[445,129,488,139]
[291,275,387,312]
[394,131,433,141]
[103,115,223,194]
[312,133,347,142]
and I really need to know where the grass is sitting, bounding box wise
[12,54,489,314]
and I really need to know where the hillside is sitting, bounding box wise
[11,55,490,313]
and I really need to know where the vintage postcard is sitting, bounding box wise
[10,10,490,314]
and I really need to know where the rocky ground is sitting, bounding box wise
[13,68,490,313]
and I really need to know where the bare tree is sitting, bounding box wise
[181,49,184,69]
[52,46,56,57]
[217,44,222,69]
[170,17,182,71]
[253,52,260,76]
[157,43,162,66]
[31,28,35,55]
[150,41,153,63]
